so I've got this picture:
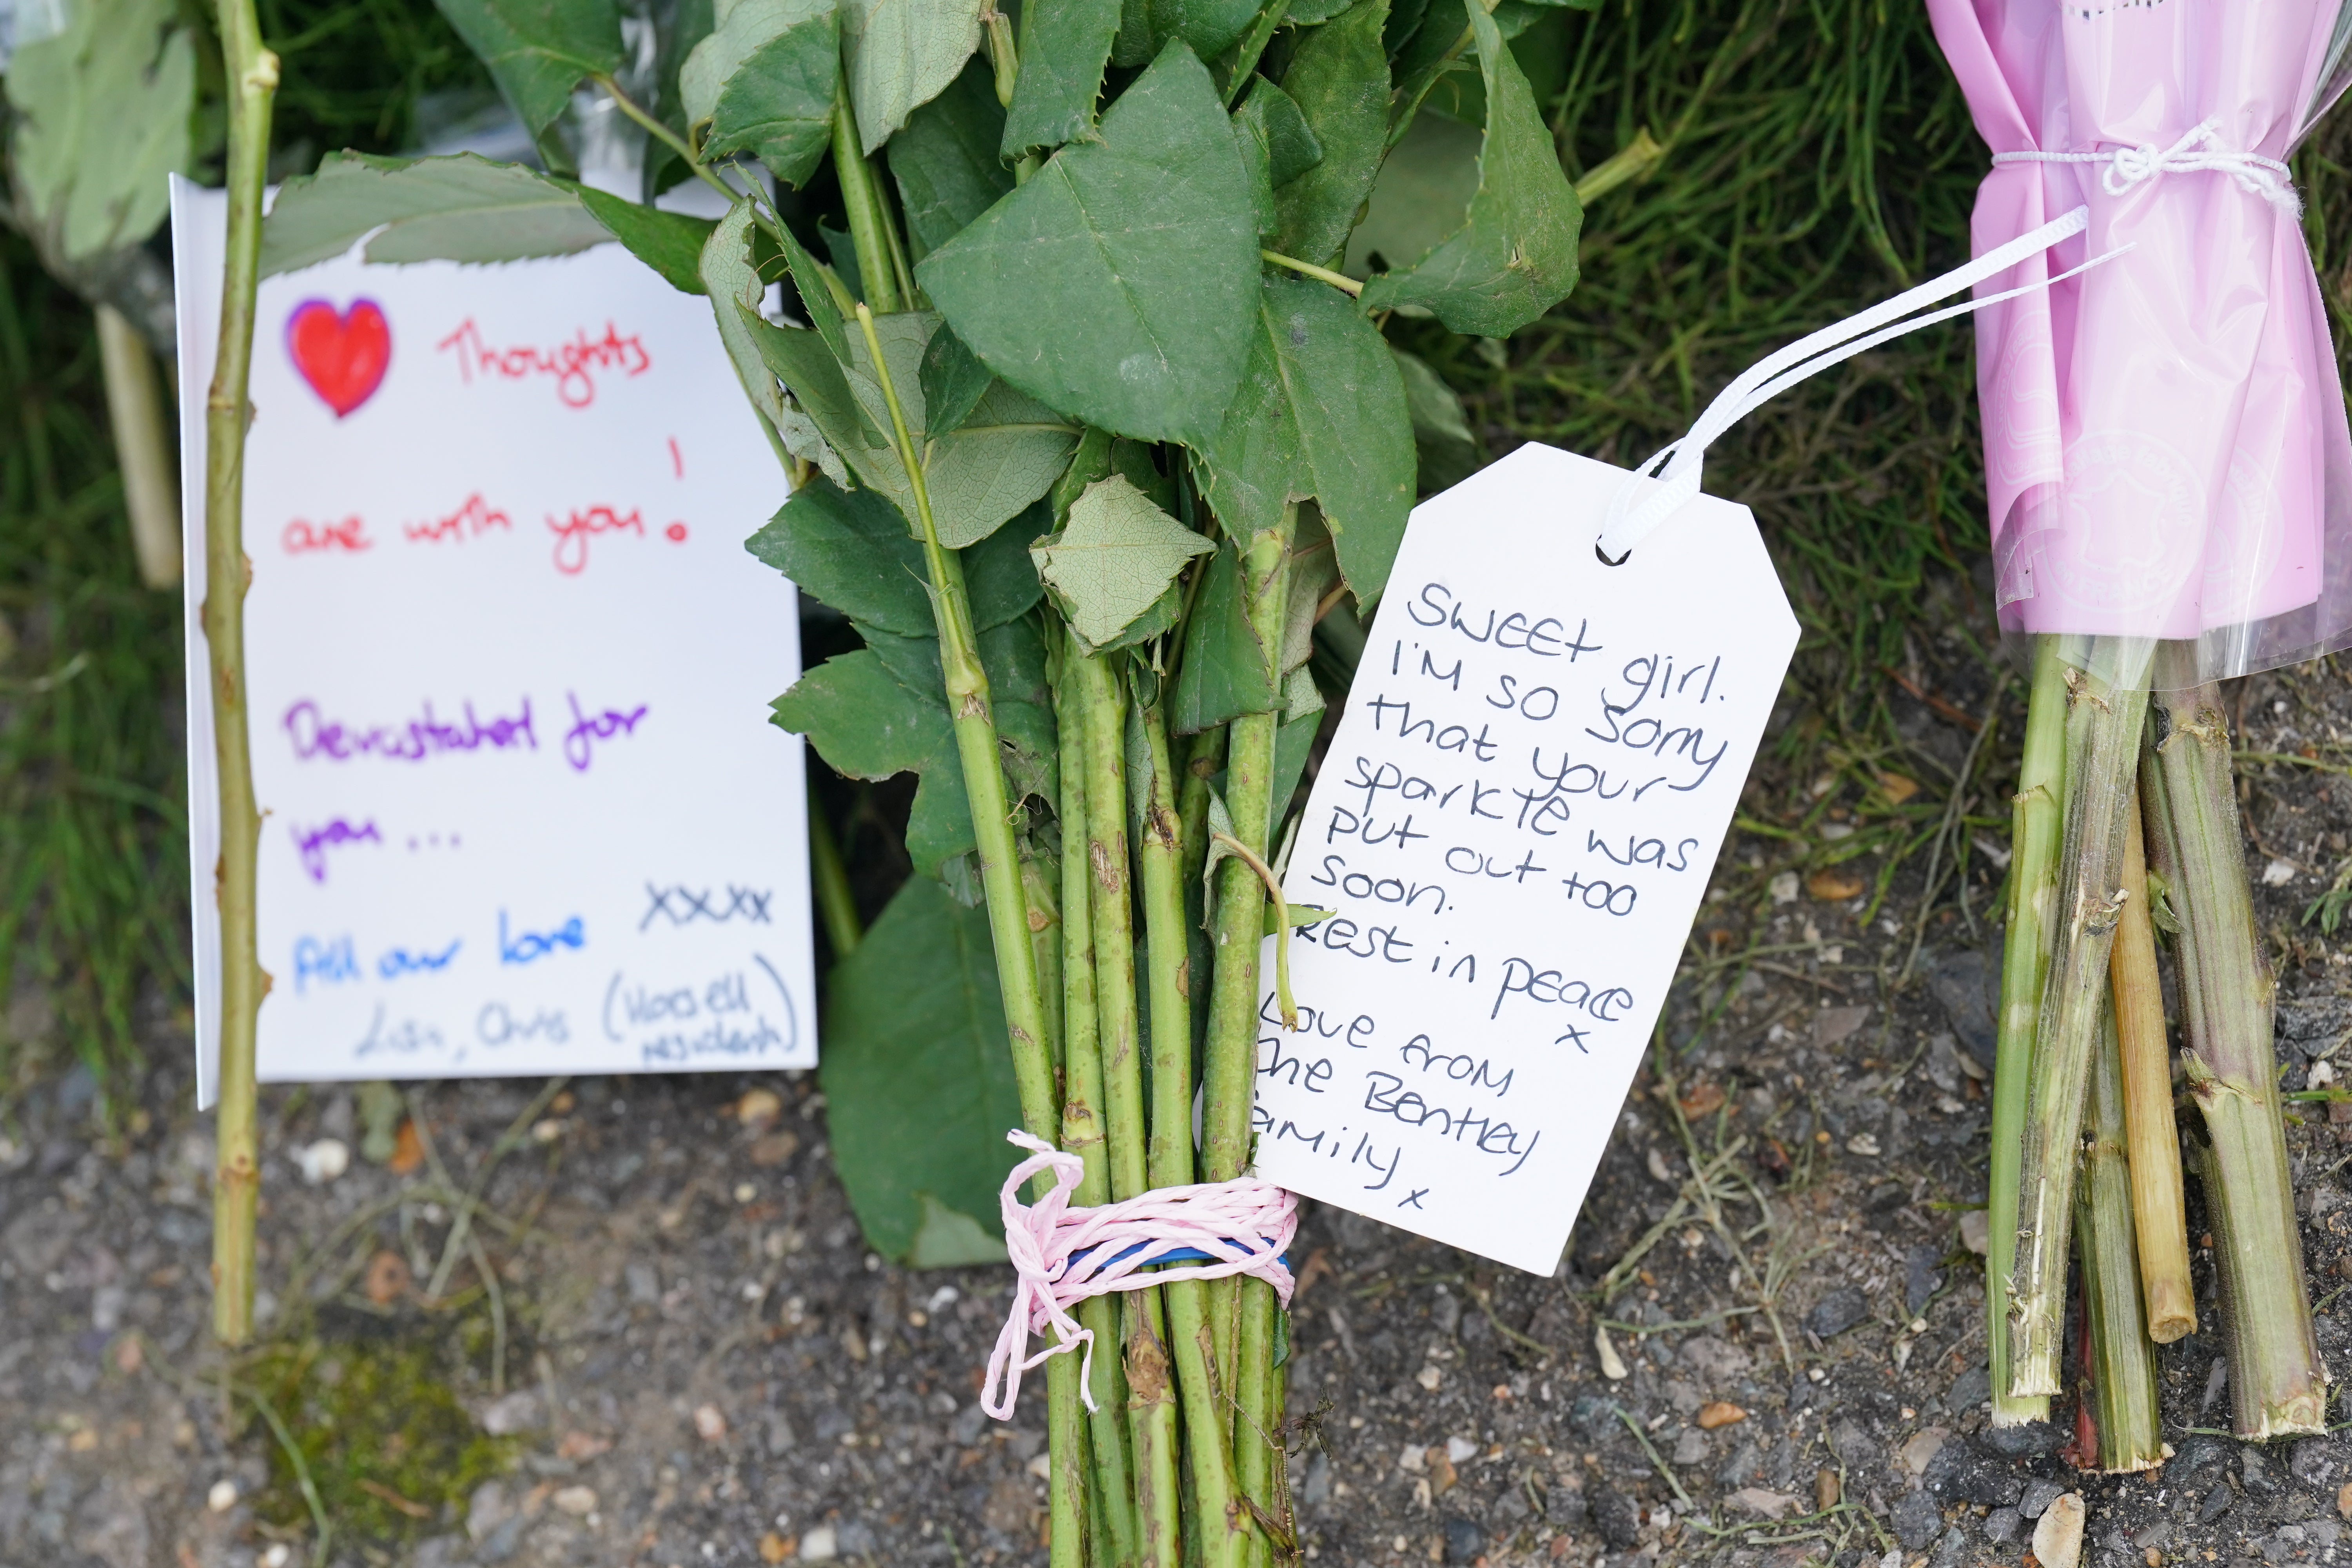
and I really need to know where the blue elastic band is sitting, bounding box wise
[1067,1238,1291,1271]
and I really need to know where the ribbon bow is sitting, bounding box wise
[979,1131,1300,1421]
[1994,118,2300,217]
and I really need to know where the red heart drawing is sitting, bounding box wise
[286,298,391,418]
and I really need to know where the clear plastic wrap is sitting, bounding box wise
[1929,0,2352,682]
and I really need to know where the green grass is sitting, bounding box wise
[0,232,190,1103]
[0,5,488,1106]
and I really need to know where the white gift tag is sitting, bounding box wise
[1251,442,1798,1275]
[172,178,817,1106]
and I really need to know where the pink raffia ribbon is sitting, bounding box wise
[980,1130,1299,1420]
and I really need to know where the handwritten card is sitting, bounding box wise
[171,178,816,1107]
[1251,443,1798,1275]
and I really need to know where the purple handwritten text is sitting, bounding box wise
[564,691,650,772]
[292,816,381,882]
[286,697,537,763]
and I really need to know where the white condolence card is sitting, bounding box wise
[1251,443,1799,1275]
[173,178,815,1108]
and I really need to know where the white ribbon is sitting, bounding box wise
[1993,118,2300,217]
[1595,205,2126,564]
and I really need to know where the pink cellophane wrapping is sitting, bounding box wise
[1929,0,2352,679]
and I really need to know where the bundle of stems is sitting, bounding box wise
[1991,635,2323,1445]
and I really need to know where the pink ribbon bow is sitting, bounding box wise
[980,1131,1300,1420]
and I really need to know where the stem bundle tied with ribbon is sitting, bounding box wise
[244,0,1585,1557]
[1931,0,2349,1445]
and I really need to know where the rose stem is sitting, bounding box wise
[1198,503,1297,1548]
[1140,695,1248,1568]
[205,0,278,1351]
[2009,636,2151,1397]
[1988,635,2064,1423]
[2110,787,2194,1341]
[2075,1003,2165,1472]
[2141,656,2325,1437]
[1054,644,1140,1566]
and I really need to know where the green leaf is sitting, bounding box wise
[576,187,715,293]
[1394,347,1477,490]
[857,620,1058,808]
[1171,539,1275,733]
[965,503,1051,628]
[699,203,790,428]
[841,0,984,150]
[773,307,1077,548]
[775,217,855,364]
[886,56,1014,258]
[918,44,1259,446]
[1270,0,1389,270]
[744,306,879,484]
[642,0,717,200]
[1269,661,1327,811]
[1194,276,1413,602]
[1002,0,1120,155]
[258,152,611,278]
[5,0,194,265]
[1111,0,1256,71]
[821,875,1026,1264]
[679,0,841,186]
[920,322,994,437]
[1340,99,1478,276]
[746,477,931,635]
[702,202,844,478]
[907,1193,1011,1267]
[774,649,974,873]
[1357,0,1581,335]
[1031,475,1214,650]
[432,0,624,137]
[1232,76,1322,239]
[1267,904,1336,933]
[923,382,1085,547]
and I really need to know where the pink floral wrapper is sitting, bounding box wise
[1929,0,2352,679]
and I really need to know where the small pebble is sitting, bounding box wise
[207,1480,238,1513]
[799,1524,838,1561]
[2337,1480,2352,1520]
[1959,1209,1989,1254]
[737,1087,784,1128]
[296,1138,348,1185]
[553,1486,597,1516]
[1415,1365,1444,1391]
[2032,1493,2085,1568]
[1814,1468,1839,1512]
[1593,1326,1628,1381]
[1696,1400,1746,1430]
[1900,1428,1948,1476]
[260,1546,290,1568]
[693,1404,728,1442]
[1445,1436,1477,1464]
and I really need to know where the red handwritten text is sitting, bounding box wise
[283,516,372,554]
[549,505,644,574]
[435,318,652,408]
[405,492,512,545]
